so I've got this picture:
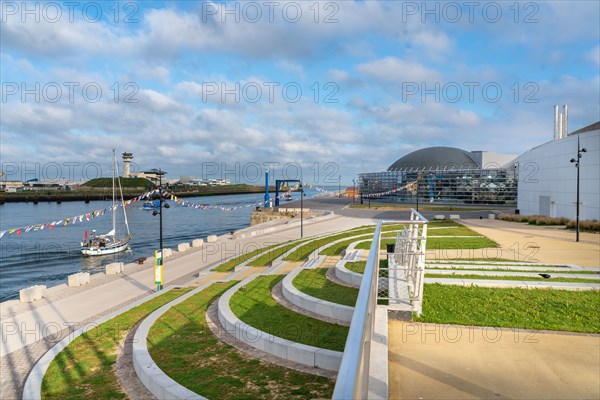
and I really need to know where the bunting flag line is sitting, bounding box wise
[0,183,414,239]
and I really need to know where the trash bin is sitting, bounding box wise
[386,243,395,254]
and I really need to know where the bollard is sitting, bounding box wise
[207,235,218,243]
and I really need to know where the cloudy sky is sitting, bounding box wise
[1,1,599,185]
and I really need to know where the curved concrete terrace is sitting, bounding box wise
[281,267,354,323]
[217,276,343,371]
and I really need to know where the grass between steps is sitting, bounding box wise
[284,224,406,262]
[425,273,600,283]
[148,282,333,399]
[417,284,600,333]
[292,268,359,306]
[428,267,600,275]
[212,243,284,272]
[41,288,192,399]
[248,239,310,267]
[345,261,366,274]
[355,236,498,250]
[230,275,348,351]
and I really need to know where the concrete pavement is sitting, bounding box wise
[389,320,600,399]
[458,219,600,267]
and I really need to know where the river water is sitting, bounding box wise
[0,190,317,301]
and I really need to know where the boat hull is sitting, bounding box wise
[81,240,130,256]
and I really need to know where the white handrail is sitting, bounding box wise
[333,221,381,399]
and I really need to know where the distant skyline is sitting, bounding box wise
[1,1,599,185]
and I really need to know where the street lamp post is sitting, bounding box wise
[352,178,356,203]
[152,169,169,290]
[570,136,587,242]
[338,175,341,198]
[300,182,304,238]
[415,181,419,212]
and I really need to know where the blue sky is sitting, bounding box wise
[1,1,599,185]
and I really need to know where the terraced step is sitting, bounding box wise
[282,268,355,323]
[218,275,346,371]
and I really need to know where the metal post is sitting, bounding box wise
[158,170,163,291]
[571,136,586,242]
[300,182,304,238]
[352,178,356,203]
[576,151,580,242]
[416,182,419,212]
[338,175,341,198]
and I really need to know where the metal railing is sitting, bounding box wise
[333,220,382,400]
[386,210,429,313]
[333,210,428,399]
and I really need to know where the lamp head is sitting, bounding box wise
[152,210,158,216]
[570,158,576,163]
[581,148,587,152]
[164,203,170,209]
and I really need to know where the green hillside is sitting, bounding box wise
[82,177,154,188]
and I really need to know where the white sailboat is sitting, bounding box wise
[80,149,131,256]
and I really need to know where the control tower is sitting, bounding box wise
[122,152,133,178]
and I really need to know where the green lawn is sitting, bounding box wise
[148,282,333,399]
[293,268,359,306]
[42,288,192,399]
[320,237,367,256]
[417,284,600,333]
[230,275,348,351]
[213,243,282,272]
[249,240,309,267]
[428,267,600,275]
[355,236,498,250]
[346,261,366,274]
[425,273,600,283]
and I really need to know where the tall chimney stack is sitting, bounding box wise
[562,104,568,138]
[558,113,563,140]
[554,105,559,140]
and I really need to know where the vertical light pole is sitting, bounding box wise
[415,181,419,212]
[352,178,356,203]
[153,169,169,290]
[300,181,304,238]
[338,175,341,198]
[570,136,587,242]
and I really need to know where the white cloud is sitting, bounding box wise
[357,57,442,84]
[585,45,600,67]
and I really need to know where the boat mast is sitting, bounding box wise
[112,148,116,235]
[115,152,131,236]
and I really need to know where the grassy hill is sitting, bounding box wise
[82,177,154,188]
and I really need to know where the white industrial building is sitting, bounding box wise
[517,114,599,221]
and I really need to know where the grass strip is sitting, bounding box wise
[417,284,600,333]
[425,273,600,283]
[213,225,377,271]
[293,268,359,306]
[345,261,366,274]
[429,257,520,262]
[355,236,498,250]
[213,243,283,272]
[285,224,406,262]
[248,239,310,267]
[427,267,600,275]
[285,231,372,261]
[148,282,333,399]
[42,288,192,399]
[230,275,348,351]
[320,237,367,256]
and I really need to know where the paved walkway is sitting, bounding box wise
[389,320,600,399]
[0,214,368,399]
[430,219,600,267]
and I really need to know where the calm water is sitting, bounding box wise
[0,190,317,301]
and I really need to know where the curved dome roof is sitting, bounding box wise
[387,146,478,171]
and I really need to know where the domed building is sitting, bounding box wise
[359,147,518,205]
